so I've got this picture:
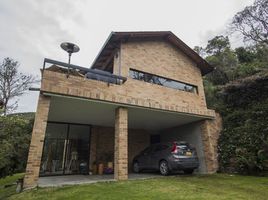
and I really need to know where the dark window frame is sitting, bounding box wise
[129,68,198,94]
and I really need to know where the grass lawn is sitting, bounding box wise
[2,173,268,200]
[0,173,24,199]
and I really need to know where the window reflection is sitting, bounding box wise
[129,69,198,94]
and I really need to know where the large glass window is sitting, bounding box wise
[129,69,198,94]
[40,122,90,176]
[64,125,90,175]
[40,123,68,175]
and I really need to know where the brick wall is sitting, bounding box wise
[114,107,128,180]
[41,39,215,118]
[89,126,150,172]
[24,94,50,189]
[120,40,207,108]
[128,129,150,170]
[89,126,115,169]
[41,70,215,118]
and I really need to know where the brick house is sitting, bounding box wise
[24,31,222,189]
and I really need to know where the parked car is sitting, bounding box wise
[132,141,199,175]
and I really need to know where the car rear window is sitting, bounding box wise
[154,144,169,152]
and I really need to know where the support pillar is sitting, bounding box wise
[89,127,97,173]
[23,94,51,189]
[200,113,222,173]
[114,107,128,180]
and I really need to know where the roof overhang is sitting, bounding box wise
[91,31,213,76]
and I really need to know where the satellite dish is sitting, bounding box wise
[60,42,80,64]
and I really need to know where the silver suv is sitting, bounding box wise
[133,141,199,175]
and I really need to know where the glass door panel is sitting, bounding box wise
[64,125,90,175]
[40,123,68,176]
[40,123,90,176]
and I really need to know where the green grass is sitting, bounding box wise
[0,173,24,200]
[3,173,268,200]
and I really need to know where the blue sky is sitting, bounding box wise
[0,0,254,113]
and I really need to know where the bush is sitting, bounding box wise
[217,74,268,174]
[0,114,33,178]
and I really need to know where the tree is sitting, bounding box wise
[193,46,206,57]
[205,35,230,55]
[204,35,238,85]
[235,47,256,63]
[254,44,268,66]
[231,0,268,45]
[232,45,268,78]
[0,58,36,115]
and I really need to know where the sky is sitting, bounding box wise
[0,0,254,113]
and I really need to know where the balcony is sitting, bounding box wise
[42,58,127,85]
[41,58,215,119]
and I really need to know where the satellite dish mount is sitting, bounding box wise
[60,42,80,77]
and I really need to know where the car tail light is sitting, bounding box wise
[171,142,178,154]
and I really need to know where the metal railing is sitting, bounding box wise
[42,58,127,85]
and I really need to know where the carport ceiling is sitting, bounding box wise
[48,96,205,131]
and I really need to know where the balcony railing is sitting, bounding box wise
[42,58,127,85]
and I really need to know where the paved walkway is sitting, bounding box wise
[38,173,161,187]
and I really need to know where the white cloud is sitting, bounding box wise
[0,0,255,113]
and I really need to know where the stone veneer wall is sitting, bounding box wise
[200,113,222,173]
[24,95,51,189]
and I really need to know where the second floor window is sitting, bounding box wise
[129,69,198,94]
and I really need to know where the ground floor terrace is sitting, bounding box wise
[23,93,221,189]
[38,173,163,187]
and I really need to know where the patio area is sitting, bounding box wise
[38,173,162,187]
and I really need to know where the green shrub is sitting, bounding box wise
[0,114,33,178]
[217,80,268,174]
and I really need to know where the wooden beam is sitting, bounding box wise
[97,50,116,70]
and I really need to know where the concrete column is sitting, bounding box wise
[24,94,51,189]
[200,113,222,173]
[114,107,128,180]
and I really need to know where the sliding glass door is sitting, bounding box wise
[64,125,90,175]
[40,122,90,176]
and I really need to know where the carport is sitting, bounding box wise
[38,93,212,183]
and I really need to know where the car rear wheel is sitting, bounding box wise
[159,160,169,176]
[133,161,140,173]
[183,169,194,174]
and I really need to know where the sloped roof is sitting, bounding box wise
[91,31,213,75]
